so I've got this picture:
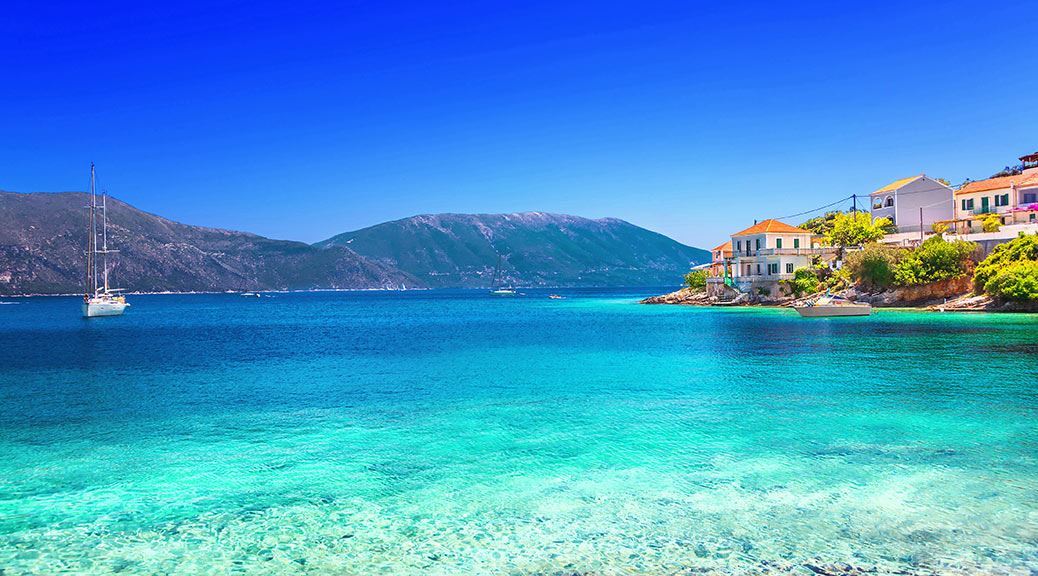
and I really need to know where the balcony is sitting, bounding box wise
[755,247,837,256]
[734,273,795,282]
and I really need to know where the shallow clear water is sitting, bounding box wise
[1,290,1037,575]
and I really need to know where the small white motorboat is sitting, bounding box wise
[794,294,871,317]
[241,292,261,298]
[490,288,517,296]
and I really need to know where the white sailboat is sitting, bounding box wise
[488,253,517,296]
[83,163,129,318]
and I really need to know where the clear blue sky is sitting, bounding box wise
[2,1,1036,247]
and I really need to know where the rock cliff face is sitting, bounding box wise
[846,275,973,307]
[0,192,412,294]
[317,212,710,288]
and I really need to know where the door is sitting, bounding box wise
[981,196,990,213]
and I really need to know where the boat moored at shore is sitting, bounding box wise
[794,294,871,317]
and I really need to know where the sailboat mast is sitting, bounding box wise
[91,164,98,295]
[102,191,109,293]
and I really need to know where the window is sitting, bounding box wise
[885,196,894,207]
[755,238,761,251]
[769,263,777,274]
[793,238,800,249]
[962,198,974,211]
[757,264,761,275]
[981,197,990,211]
[873,198,883,209]
[995,193,1010,207]
[776,238,783,249]
[1024,193,1037,204]
[786,263,794,274]
[736,240,741,252]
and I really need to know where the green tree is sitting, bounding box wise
[684,269,707,291]
[799,211,841,236]
[845,243,904,291]
[893,236,977,286]
[825,212,893,247]
[974,233,1038,294]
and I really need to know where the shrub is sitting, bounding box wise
[974,233,1038,293]
[826,212,892,247]
[844,243,904,290]
[981,213,1001,233]
[782,267,820,298]
[893,236,977,286]
[983,261,1038,301]
[684,269,707,291]
[931,221,949,235]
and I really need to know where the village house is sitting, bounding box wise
[724,219,824,298]
[943,152,1038,234]
[704,241,733,298]
[869,175,953,233]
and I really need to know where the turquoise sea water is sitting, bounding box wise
[1,290,1037,575]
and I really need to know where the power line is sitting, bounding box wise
[769,195,854,222]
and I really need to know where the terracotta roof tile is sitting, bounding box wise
[712,241,732,252]
[732,219,811,237]
[956,172,1038,195]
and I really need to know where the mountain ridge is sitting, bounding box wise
[0,192,707,294]
[316,211,708,288]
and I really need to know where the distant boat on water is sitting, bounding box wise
[488,253,517,296]
[82,164,128,318]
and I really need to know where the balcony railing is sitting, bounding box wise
[755,247,836,256]
[734,273,795,282]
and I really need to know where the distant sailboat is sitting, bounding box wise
[82,164,128,318]
[488,253,517,296]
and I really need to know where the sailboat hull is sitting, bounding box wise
[83,300,128,317]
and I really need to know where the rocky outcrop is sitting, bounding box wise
[846,275,972,307]
[640,287,713,305]
[931,292,1038,312]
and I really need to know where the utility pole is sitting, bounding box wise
[919,207,924,242]
[852,194,857,213]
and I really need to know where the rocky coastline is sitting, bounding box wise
[641,277,1038,313]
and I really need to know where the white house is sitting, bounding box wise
[729,219,818,297]
[869,175,953,234]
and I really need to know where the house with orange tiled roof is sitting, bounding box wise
[868,175,953,234]
[943,151,1038,234]
[723,219,829,297]
[707,241,732,277]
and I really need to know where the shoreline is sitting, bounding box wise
[640,287,1038,313]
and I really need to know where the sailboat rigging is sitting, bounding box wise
[83,163,129,317]
[489,253,517,296]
